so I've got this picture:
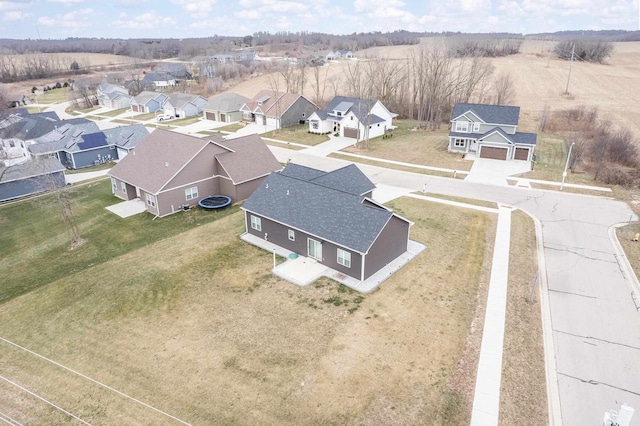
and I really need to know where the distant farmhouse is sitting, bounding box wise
[448,103,537,162]
[326,50,354,61]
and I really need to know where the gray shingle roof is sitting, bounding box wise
[214,134,282,184]
[29,121,100,154]
[205,93,249,113]
[452,103,520,126]
[322,96,377,124]
[0,157,64,184]
[279,163,375,196]
[103,124,149,149]
[242,168,394,254]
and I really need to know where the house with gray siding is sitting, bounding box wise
[242,163,413,283]
[448,103,537,162]
[0,157,65,202]
[108,129,281,217]
[240,90,317,129]
[96,84,132,109]
[131,91,168,113]
[203,93,249,123]
[163,93,208,118]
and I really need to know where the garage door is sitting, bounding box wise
[132,105,139,112]
[205,111,216,121]
[344,127,359,139]
[514,147,529,160]
[480,146,508,160]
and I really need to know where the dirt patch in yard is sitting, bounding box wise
[0,198,496,424]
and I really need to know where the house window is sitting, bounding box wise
[311,120,319,130]
[302,113,306,117]
[111,178,117,193]
[473,122,480,132]
[146,194,156,207]
[350,116,353,120]
[455,121,469,132]
[65,152,73,164]
[185,186,198,201]
[288,229,295,241]
[121,182,127,194]
[454,138,466,148]
[9,141,14,147]
[251,215,262,231]
[337,248,351,268]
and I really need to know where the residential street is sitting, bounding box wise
[274,148,640,425]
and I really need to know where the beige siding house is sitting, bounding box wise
[108,129,282,217]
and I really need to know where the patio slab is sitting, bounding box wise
[106,198,146,218]
[241,233,426,293]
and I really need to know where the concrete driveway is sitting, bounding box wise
[268,148,640,425]
[465,158,532,186]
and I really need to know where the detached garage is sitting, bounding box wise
[479,146,508,160]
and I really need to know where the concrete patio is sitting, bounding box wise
[106,198,146,218]
[241,233,426,293]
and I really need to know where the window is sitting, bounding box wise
[111,178,117,193]
[9,141,14,148]
[473,122,480,132]
[288,229,295,241]
[311,120,319,130]
[251,215,262,231]
[337,248,351,268]
[454,121,469,132]
[185,186,198,201]
[302,113,306,117]
[454,138,466,148]
[65,152,73,164]
[146,194,156,207]
[121,182,127,194]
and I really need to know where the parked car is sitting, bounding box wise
[156,113,174,121]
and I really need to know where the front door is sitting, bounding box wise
[470,139,478,152]
[307,238,322,261]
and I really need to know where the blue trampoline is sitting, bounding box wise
[198,195,232,209]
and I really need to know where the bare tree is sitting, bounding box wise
[310,65,328,108]
[492,71,515,105]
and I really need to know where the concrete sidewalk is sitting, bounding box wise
[470,205,512,426]
[65,169,110,184]
[300,135,356,156]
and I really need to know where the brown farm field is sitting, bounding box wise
[0,187,496,424]
[226,39,640,137]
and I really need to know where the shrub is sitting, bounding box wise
[54,82,62,89]
[31,86,38,93]
[553,40,613,63]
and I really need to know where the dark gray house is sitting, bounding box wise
[448,103,537,161]
[242,164,412,282]
[0,157,65,202]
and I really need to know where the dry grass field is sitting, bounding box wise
[0,182,497,424]
[227,39,640,137]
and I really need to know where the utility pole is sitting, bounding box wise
[564,44,575,95]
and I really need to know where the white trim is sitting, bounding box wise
[307,237,323,261]
[288,229,295,241]
[250,215,262,231]
[337,248,351,268]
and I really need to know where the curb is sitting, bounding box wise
[521,209,563,426]
[609,223,640,307]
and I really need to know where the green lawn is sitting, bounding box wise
[131,112,156,121]
[263,124,330,146]
[100,107,129,117]
[36,88,71,104]
[0,180,238,304]
[65,163,113,174]
[341,120,472,171]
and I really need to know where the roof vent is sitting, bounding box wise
[265,183,269,189]
[165,162,169,167]
[286,190,290,196]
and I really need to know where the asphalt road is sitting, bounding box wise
[281,149,640,425]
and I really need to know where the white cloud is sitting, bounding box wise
[37,7,94,31]
[171,0,216,19]
[235,9,259,19]
[114,12,176,29]
[3,10,30,20]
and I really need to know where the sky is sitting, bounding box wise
[0,0,638,40]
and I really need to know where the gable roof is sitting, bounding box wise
[132,91,167,105]
[214,134,282,184]
[0,157,65,184]
[29,121,100,155]
[108,129,281,194]
[321,96,390,125]
[280,163,375,196]
[142,72,176,83]
[242,165,403,254]
[205,93,249,113]
[166,93,207,109]
[103,124,149,149]
[452,103,520,126]
[109,129,222,194]
[241,90,313,119]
